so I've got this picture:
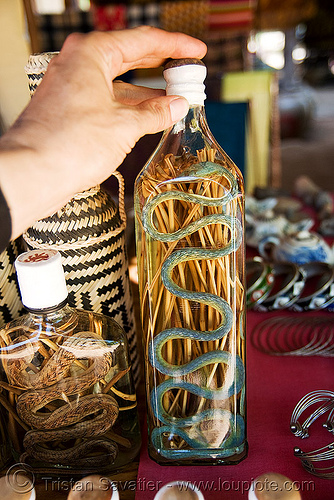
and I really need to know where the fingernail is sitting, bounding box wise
[169,97,189,122]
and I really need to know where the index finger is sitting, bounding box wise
[106,26,207,76]
[62,26,207,79]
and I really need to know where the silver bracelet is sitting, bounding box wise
[291,390,334,479]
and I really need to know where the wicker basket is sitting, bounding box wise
[0,238,25,327]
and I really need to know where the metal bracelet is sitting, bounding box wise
[294,442,334,479]
[292,262,334,311]
[290,390,334,439]
[254,262,304,311]
[246,258,274,308]
[291,390,334,479]
[251,316,334,357]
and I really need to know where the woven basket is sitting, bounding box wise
[23,53,140,385]
[0,238,25,327]
[25,51,57,96]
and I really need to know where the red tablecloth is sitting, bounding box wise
[136,310,334,500]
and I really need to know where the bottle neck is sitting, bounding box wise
[170,104,208,136]
[26,298,68,315]
[26,301,75,331]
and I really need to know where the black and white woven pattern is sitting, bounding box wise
[0,238,25,328]
[23,186,140,385]
[25,52,58,96]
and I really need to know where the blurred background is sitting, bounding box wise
[0,0,333,195]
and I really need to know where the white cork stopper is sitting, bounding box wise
[248,473,301,500]
[163,59,207,106]
[15,250,68,310]
[154,481,204,500]
[2,465,36,500]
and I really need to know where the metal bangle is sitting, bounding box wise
[254,262,304,311]
[251,316,334,357]
[323,406,334,433]
[294,442,334,479]
[290,390,334,439]
[292,262,334,311]
[291,390,334,479]
[246,258,274,308]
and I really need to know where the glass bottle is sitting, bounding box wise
[134,59,247,465]
[0,249,141,475]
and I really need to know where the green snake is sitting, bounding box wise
[142,161,245,459]
[4,332,120,467]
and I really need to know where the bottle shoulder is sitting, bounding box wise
[134,147,244,209]
[0,305,127,346]
[135,106,244,193]
[74,307,127,343]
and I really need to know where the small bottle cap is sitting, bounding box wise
[154,481,204,500]
[67,476,118,500]
[0,472,36,500]
[248,473,301,500]
[163,58,206,106]
[15,250,68,310]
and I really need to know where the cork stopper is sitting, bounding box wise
[248,473,302,500]
[154,481,205,500]
[0,472,36,500]
[164,58,205,70]
[25,52,59,97]
[67,476,118,500]
[163,58,207,106]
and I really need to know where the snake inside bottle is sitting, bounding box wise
[134,59,247,465]
[0,250,141,475]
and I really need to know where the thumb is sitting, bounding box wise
[133,96,189,135]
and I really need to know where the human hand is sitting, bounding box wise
[0,26,206,240]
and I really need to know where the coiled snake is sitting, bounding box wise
[4,332,119,467]
[142,161,245,459]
